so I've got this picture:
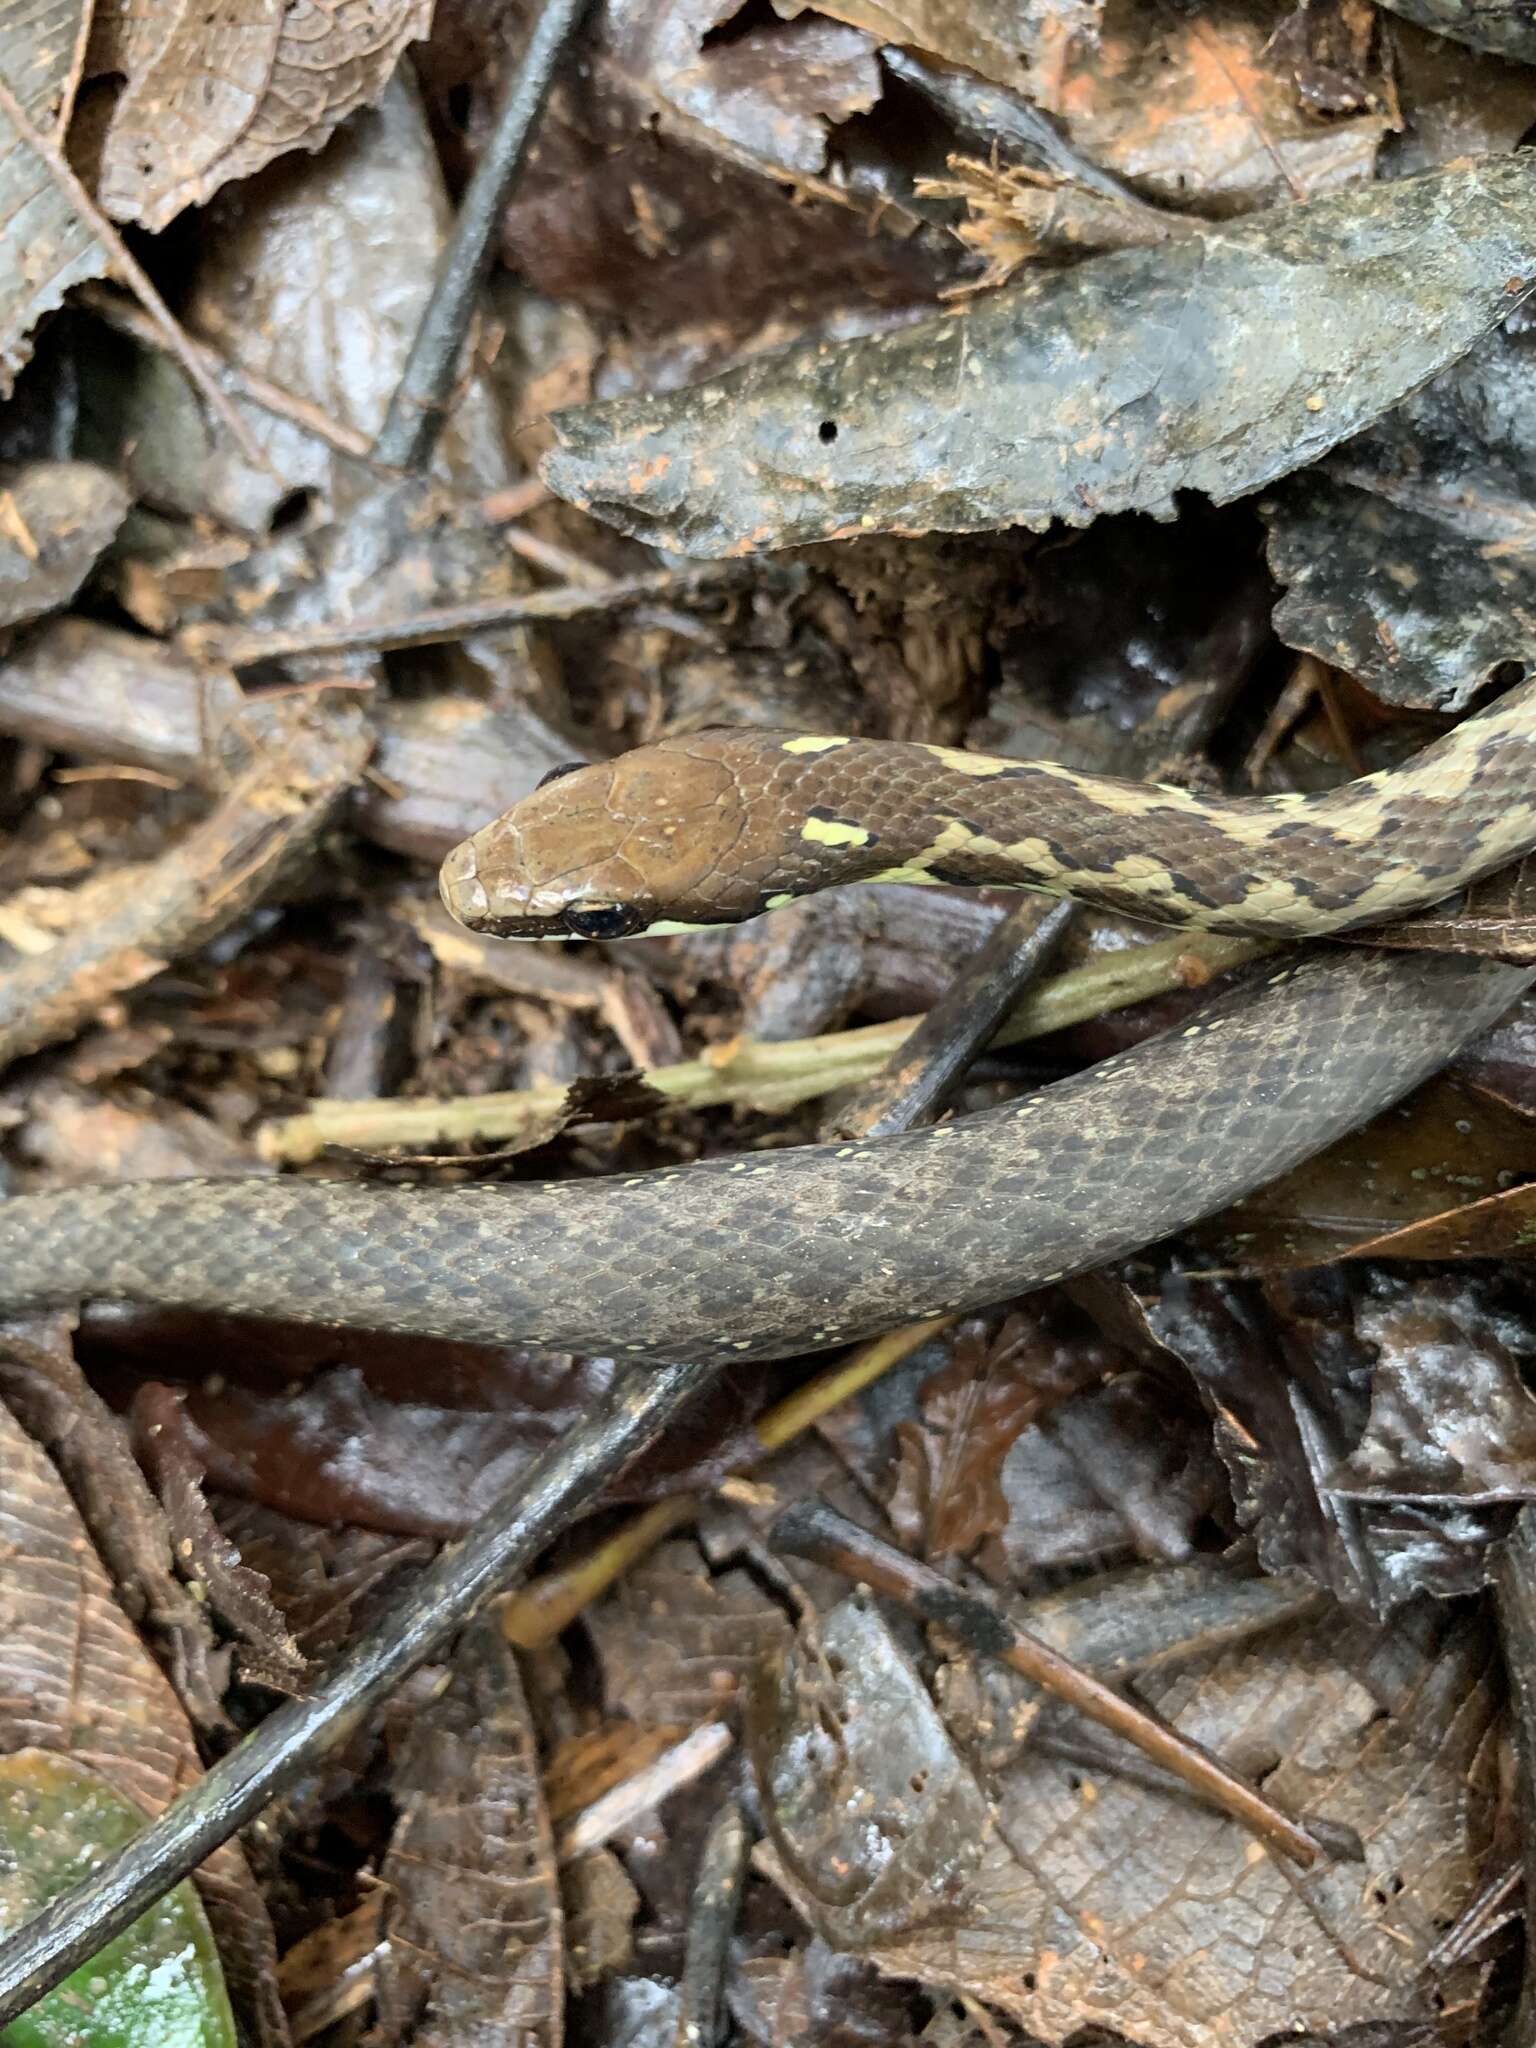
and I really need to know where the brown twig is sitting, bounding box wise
[0,696,371,1070]
[674,1800,751,2048]
[186,562,770,668]
[0,75,268,472]
[771,1501,1329,1869]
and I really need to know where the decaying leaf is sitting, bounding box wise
[93,0,433,231]
[500,0,957,354]
[376,1616,563,2047]
[1376,0,1536,60]
[0,1399,290,2045]
[97,72,515,534]
[1036,0,1389,214]
[1349,1182,1536,1259]
[1197,1073,1536,1269]
[543,155,1536,555]
[0,0,108,393]
[586,1538,791,1725]
[0,1749,238,2048]
[1335,1272,1536,1505]
[1144,1264,1536,1611]
[887,1310,1111,1560]
[986,1370,1228,1576]
[1264,322,1536,709]
[752,1594,1499,2046]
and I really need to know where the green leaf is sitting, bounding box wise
[0,1750,236,2048]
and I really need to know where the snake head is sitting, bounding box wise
[438,737,779,939]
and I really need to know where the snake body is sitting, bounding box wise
[0,950,1527,1360]
[2,689,1534,1357]
[439,677,1536,941]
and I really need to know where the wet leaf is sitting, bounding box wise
[1333,1272,1536,1504]
[500,0,955,354]
[127,1351,762,1537]
[1375,0,1536,60]
[752,1594,1500,2046]
[1264,322,1536,710]
[376,1616,562,2047]
[587,1538,790,1726]
[0,0,107,394]
[986,1370,1228,1577]
[0,1749,237,2048]
[1144,1265,1536,1611]
[1349,1182,1536,1259]
[0,1400,289,2044]
[544,155,1536,555]
[887,1311,1111,1560]
[93,0,432,231]
[1198,1074,1536,1269]
[0,461,128,630]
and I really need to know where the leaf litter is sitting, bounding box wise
[6,0,1536,2042]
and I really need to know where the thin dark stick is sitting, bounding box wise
[0,1360,715,2029]
[1493,1505,1536,2042]
[673,1800,751,2048]
[771,1501,1326,1869]
[831,899,1073,1140]
[373,0,589,469]
[189,563,763,668]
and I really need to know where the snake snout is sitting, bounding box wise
[440,836,489,925]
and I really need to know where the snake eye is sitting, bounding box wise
[536,760,587,790]
[563,903,646,940]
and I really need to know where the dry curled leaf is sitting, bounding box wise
[0,0,107,393]
[93,0,432,231]
[544,155,1536,555]
[752,1594,1500,2047]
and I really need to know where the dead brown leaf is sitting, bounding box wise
[753,1594,1500,2046]
[887,1310,1111,1561]
[376,1615,563,2046]
[587,1537,791,1726]
[1040,0,1388,213]
[775,0,1096,97]
[92,0,432,230]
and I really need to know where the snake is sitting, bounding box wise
[0,687,1534,1362]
